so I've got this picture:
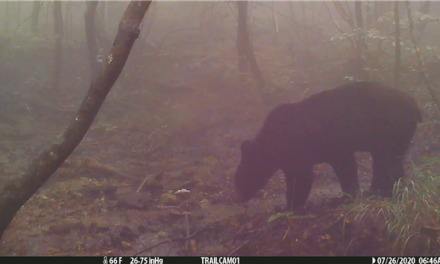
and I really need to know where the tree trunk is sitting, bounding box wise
[17,2,20,26]
[405,0,440,115]
[237,1,249,76]
[52,1,63,92]
[236,1,265,89]
[31,1,41,36]
[373,1,378,29]
[417,1,431,41]
[99,0,106,29]
[365,1,373,29]
[4,1,9,34]
[302,1,309,66]
[354,1,365,79]
[0,1,152,242]
[45,2,51,36]
[394,1,401,90]
[94,3,112,56]
[85,1,102,81]
[64,1,71,41]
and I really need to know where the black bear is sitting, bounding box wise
[234,81,422,210]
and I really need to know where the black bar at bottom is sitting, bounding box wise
[0,256,433,264]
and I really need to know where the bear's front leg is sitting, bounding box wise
[284,167,314,211]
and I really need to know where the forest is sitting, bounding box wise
[0,0,439,256]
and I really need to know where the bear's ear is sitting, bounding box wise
[240,140,253,153]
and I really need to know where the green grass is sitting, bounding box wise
[346,156,440,255]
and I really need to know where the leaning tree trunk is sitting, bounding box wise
[31,1,41,36]
[0,1,152,242]
[52,1,63,92]
[236,1,265,89]
[85,1,102,81]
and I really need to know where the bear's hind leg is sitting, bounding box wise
[330,153,359,198]
[371,150,405,198]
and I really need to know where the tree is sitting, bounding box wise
[236,1,265,89]
[354,1,365,79]
[417,1,431,41]
[0,1,152,242]
[394,1,401,90]
[4,1,9,34]
[85,1,102,81]
[405,1,440,115]
[52,1,63,92]
[31,1,41,36]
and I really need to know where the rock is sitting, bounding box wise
[200,199,210,208]
[174,189,191,199]
[160,193,179,205]
[122,241,132,249]
[157,231,168,238]
[48,218,84,235]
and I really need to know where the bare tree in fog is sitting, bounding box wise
[4,1,9,34]
[393,1,402,90]
[270,1,278,45]
[99,0,106,28]
[237,2,248,76]
[89,3,112,56]
[236,1,265,89]
[31,1,41,36]
[324,2,356,63]
[354,1,365,79]
[0,1,152,242]
[16,2,20,26]
[405,1,440,115]
[417,1,431,41]
[331,1,364,79]
[0,12,35,64]
[365,1,374,29]
[301,2,308,64]
[44,2,51,36]
[52,1,63,92]
[85,1,102,81]
[65,1,73,41]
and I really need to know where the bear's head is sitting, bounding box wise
[234,139,278,203]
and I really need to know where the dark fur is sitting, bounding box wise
[234,81,422,210]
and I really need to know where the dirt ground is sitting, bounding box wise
[0,117,378,256]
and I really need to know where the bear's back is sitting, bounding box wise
[298,81,420,128]
[256,82,421,156]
